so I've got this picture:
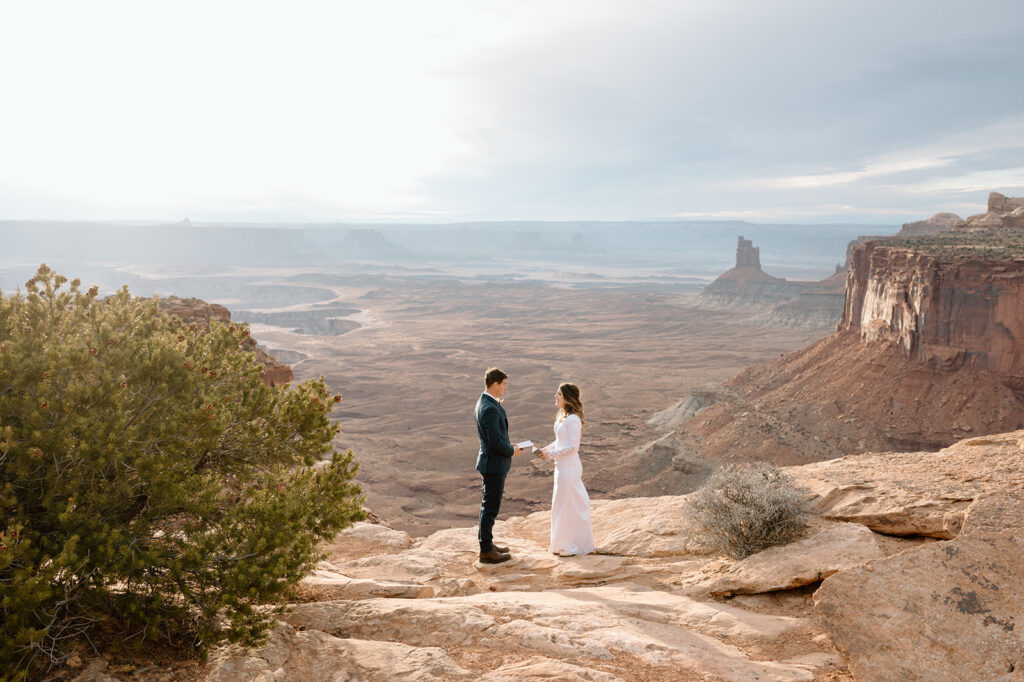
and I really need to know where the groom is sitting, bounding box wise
[475,367,523,564]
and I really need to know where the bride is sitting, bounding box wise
[536,383,596,557]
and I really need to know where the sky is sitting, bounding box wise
[1,0,1023,224]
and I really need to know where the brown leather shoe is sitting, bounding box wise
[479,548,512,564]
[493,544,510,553]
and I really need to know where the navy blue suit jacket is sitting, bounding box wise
[475,393,514,475]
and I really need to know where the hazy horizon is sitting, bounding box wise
[0,218,886,287]
[2,1,1023,225]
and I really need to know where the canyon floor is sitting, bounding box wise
[241,273,825,536]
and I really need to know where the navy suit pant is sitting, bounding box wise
[478,470,507,552]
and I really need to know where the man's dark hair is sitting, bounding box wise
[485,367,508,388]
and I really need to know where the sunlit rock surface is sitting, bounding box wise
[201,432,1024,681]
[815,533,1024,681]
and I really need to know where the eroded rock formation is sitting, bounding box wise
[157,296,232,327]
[748,277,846,330]
[988,191,1024,213]
[957,191,1024,230]
[838,213,957,270]
[655,199,1024,474]
[696,236,850,330]
[735,236,761,267]
[895,211,961,237]
[157,297,294,386]
[695,237,812,311]
[790,431,1024,537]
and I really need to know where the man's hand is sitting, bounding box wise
[512,446,524,457]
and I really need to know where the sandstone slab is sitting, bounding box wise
[331,550,445,582]
[814,532,1024,681]
[484,618,615,661]
[798,476,970,538]
[321,521,412,561]
[415,524,506,554]
[507,496,700,558]
[205,622,472,681]
[479,656,624,681]
[708,521,883,596]
[541,584,808,643]
[281,599,496,647]
[282,584,821,681]
[550,555,643,584]
[961,490,1024,535]
[788,432,1024,538]
[297,563,435,600]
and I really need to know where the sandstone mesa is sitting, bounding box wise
[695,236,843,330]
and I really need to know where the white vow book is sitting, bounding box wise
[517,440,534,450]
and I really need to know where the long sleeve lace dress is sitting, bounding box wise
[543,414,595,555]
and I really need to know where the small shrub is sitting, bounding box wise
[688,463,811,559]
[0,265,365,679]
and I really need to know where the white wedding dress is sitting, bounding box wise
[543,413,596,555]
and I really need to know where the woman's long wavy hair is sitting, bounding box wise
[557,382,585,426]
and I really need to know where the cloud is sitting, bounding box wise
[764,157,955,190]
[416,0,1024,221]
[2,0,1023,222]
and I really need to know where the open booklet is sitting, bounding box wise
[517,441,549,457]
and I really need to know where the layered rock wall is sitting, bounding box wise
[840,241,1024,392]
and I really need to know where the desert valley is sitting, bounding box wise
[0,219,863,534]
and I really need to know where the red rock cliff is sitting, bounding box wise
[647,207,1024,478]
[840,242,1024,393]
[157,297,294,387]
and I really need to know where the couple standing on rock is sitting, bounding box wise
[474,367,596,564]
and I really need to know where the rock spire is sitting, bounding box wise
[735,236,761,269]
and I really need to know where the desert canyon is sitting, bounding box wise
[7,4,1024,678]
[43,193,1024,681]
